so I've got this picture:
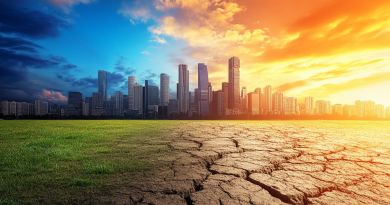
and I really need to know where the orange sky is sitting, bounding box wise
[144,0,390,106]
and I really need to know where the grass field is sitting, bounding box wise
[0,120,181,204]
[1,120,390,204]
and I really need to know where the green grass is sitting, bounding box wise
[0,120,181,204]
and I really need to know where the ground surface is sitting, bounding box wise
[112,121,390,205]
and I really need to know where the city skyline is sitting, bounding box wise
[1,1,390,107]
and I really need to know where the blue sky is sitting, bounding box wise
[0,0,189,104]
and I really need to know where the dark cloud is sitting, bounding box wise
[61,64,77,70]
[0,48,60,69]
[56,75,97,89]
[108,72,126,88]
[0,35,43,52]
[114,56,136,76]
[49,55,67,62]
[0,2,69,39]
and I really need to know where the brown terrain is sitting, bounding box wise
[112,121,390,205]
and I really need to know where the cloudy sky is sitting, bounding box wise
[1,0,390,106]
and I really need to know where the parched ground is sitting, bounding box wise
[112,121,390,205]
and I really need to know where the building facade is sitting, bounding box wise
[284,97,297,115]
[178,64,189,113]
[133,84,143,115]
[263,85,272,114]
[228,56,240,109]
[305,96,314,115]
[128,76,137,110]
[272,92,284,114]
[98,70,107,101]
[160,73,169,106]
[248,92,259,115]
[198,63,210,116]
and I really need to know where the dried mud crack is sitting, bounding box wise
[112,122,390,205]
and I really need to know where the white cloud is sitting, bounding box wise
[141,51,150,55]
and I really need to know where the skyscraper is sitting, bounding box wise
[98,70,107,101]
[240,86,247,110]
[92,92,102,108]
[198,63,209,115]
[128,76,137,110]
[305,96,314,115]
[222,82,229,109]
[272,92,284,114]
[113,91,123,116]
[248,92,259,115]
[143,80,149,116]
[148,85,159,106]
[178,64,189,113]
[284,97,297,115]
[133,84,143,114]
[228,56,240,109]
[263,85,272,114]
[315,100,331,115]
[255,87,262,114]
[208,82,213,103]
[68,92,82,109]
[160,73,169,106]
[212,91,225,116]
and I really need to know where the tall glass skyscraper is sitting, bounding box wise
[228,56,240,109]
[133,84,143,114]
[148,85,159,106]
[68,92,82,109]
[264,85,272,114]
[178,64,189,113]
[198,63,209,115]
[128,76,137,110]
[160,73,169,106]
[98,70,107,101]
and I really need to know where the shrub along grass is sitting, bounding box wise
[0,120,181,204]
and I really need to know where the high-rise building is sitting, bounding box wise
[113,91,124,116]
[248,92,259,115]
[365,100,375,117]
[386,107,390,118]
[178,64,189,113]
[315,100,331,115]
[212,91,225,116]
[228,56,240,109]
[68,92,82,110]
[222,82,229,110]
[168,99,179,115]
[198,63,209,115]
[160,73,169,106]
[374,104,384,118]
[194,88,199,105]
[0,100,9,116]
[263,85,272,114]
[148,85,159,106]
[98,70,107,101]
[305,97,314,115]
[123,95,128,110]
[208,82,213,103]
[333,104,342,115]
[254,88,262,114]
[133,84,143,115]
[355,100,365,118]
[35,100,48,116]
[143,80,149,116]
[82,102,89,116]
[240,86,247,110]
[284,97,297,115]
[92,92,102,108]
[272,92,284,114]
[128,76,137,110]
[343,105,355,117]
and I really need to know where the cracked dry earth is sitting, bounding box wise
[113,121,390,205]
